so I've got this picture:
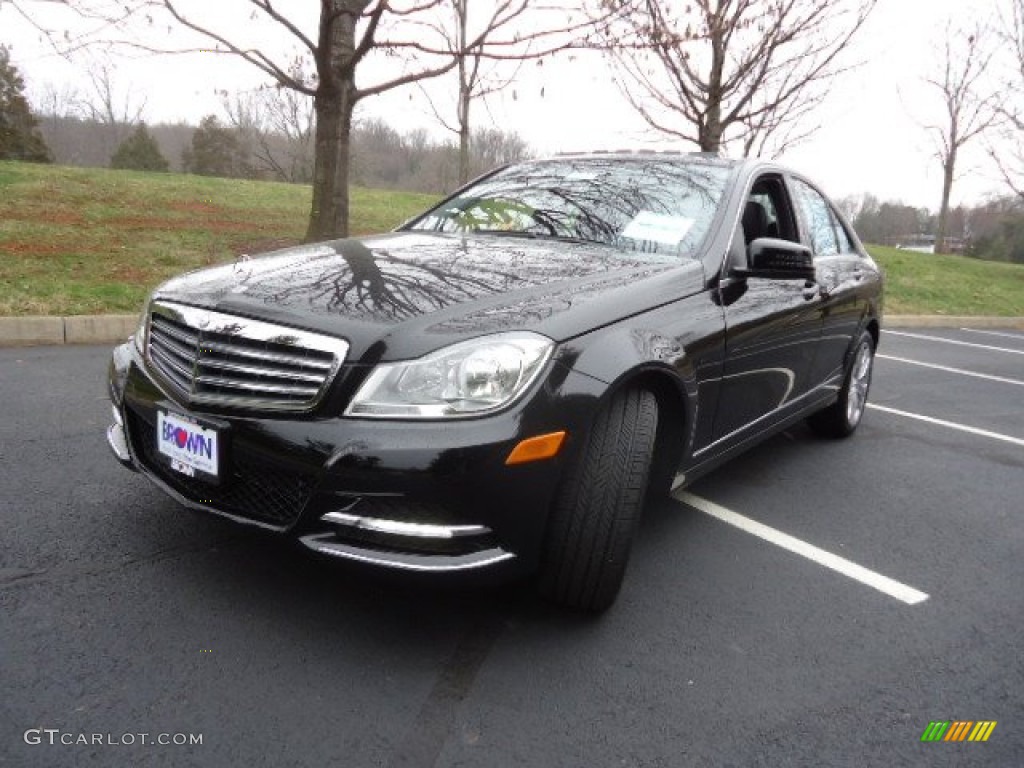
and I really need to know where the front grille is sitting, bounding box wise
[127,409,316,528]
[146,301,348,412]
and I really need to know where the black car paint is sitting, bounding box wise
[108,155,882,582]
[153,233,703,363]
[114,350,600,572]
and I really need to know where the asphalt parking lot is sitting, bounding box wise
[1,327,1021,767]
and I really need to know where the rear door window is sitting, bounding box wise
[792,179,839,258]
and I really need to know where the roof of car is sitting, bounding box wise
[546,150,741,168]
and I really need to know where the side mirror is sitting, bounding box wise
[734,238,815,280]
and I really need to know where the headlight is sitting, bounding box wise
[133,297,151,355]
[346,333,554,419]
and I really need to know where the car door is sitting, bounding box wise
[707,173,824,446]
[788,177,864,388]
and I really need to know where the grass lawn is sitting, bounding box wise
[1,161,1022,317]
[867,244,1024,317]
[0,162,436,316]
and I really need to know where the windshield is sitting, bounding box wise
[406,157,732,259]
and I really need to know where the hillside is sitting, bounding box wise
[0,162,435,315]
[867,245,1023,316]
[1,161,1021,317]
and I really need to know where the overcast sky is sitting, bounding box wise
[1,0,1014,210]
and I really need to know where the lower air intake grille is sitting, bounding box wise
[127,409,316,528]
[146,301,348,412]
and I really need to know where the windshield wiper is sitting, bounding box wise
[471,229,604,246]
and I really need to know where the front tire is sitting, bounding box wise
[537,388,658,613]
[807,330,875,438]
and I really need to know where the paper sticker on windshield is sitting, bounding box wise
[621,212,694,246]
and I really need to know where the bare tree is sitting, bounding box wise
[604,0,876,157]
[411,0,638,186]
[834,194,864,226]
[221,64,315,184]
[990,0,1024,201]
[34,80,81,121]
[77,58,147,158]
[924,23,1001,254]
[470,126,530,170]
[15,0,622,241]
[261,80,316,183]
[31,78,81,158]
[421,0,495,185]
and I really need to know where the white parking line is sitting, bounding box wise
[960,328,1024,341]
[675,491,929,605]
[883,330,1024,356]
[867,404,1024,448]
[876,354,1024,387]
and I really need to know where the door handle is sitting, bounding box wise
[852,269,865,281]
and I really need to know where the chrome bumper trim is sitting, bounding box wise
[321,511,489,540]
[299,533,516,573]
[106,420,134,467]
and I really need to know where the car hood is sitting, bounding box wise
[153,232,706,361]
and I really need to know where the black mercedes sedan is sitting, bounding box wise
[107,153,882,612]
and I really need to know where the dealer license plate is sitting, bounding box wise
[157,410,220,480]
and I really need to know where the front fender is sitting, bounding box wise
[555,290,727,460]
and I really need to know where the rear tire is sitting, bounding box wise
[807,330,875,438]
[537,388,658,613]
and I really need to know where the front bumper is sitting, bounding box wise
[107,342,603,578]
[106,405,134,466]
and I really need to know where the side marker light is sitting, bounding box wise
[505,431,567,466]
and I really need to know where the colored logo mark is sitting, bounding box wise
[921,721,997,742]
[161,421,214,459]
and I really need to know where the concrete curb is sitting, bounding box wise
[0,315,138,348]
[882,315,1024,329]
[0,313,1021,348]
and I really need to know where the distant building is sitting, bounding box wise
[896,234,934,253]
[895,234,965,254]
